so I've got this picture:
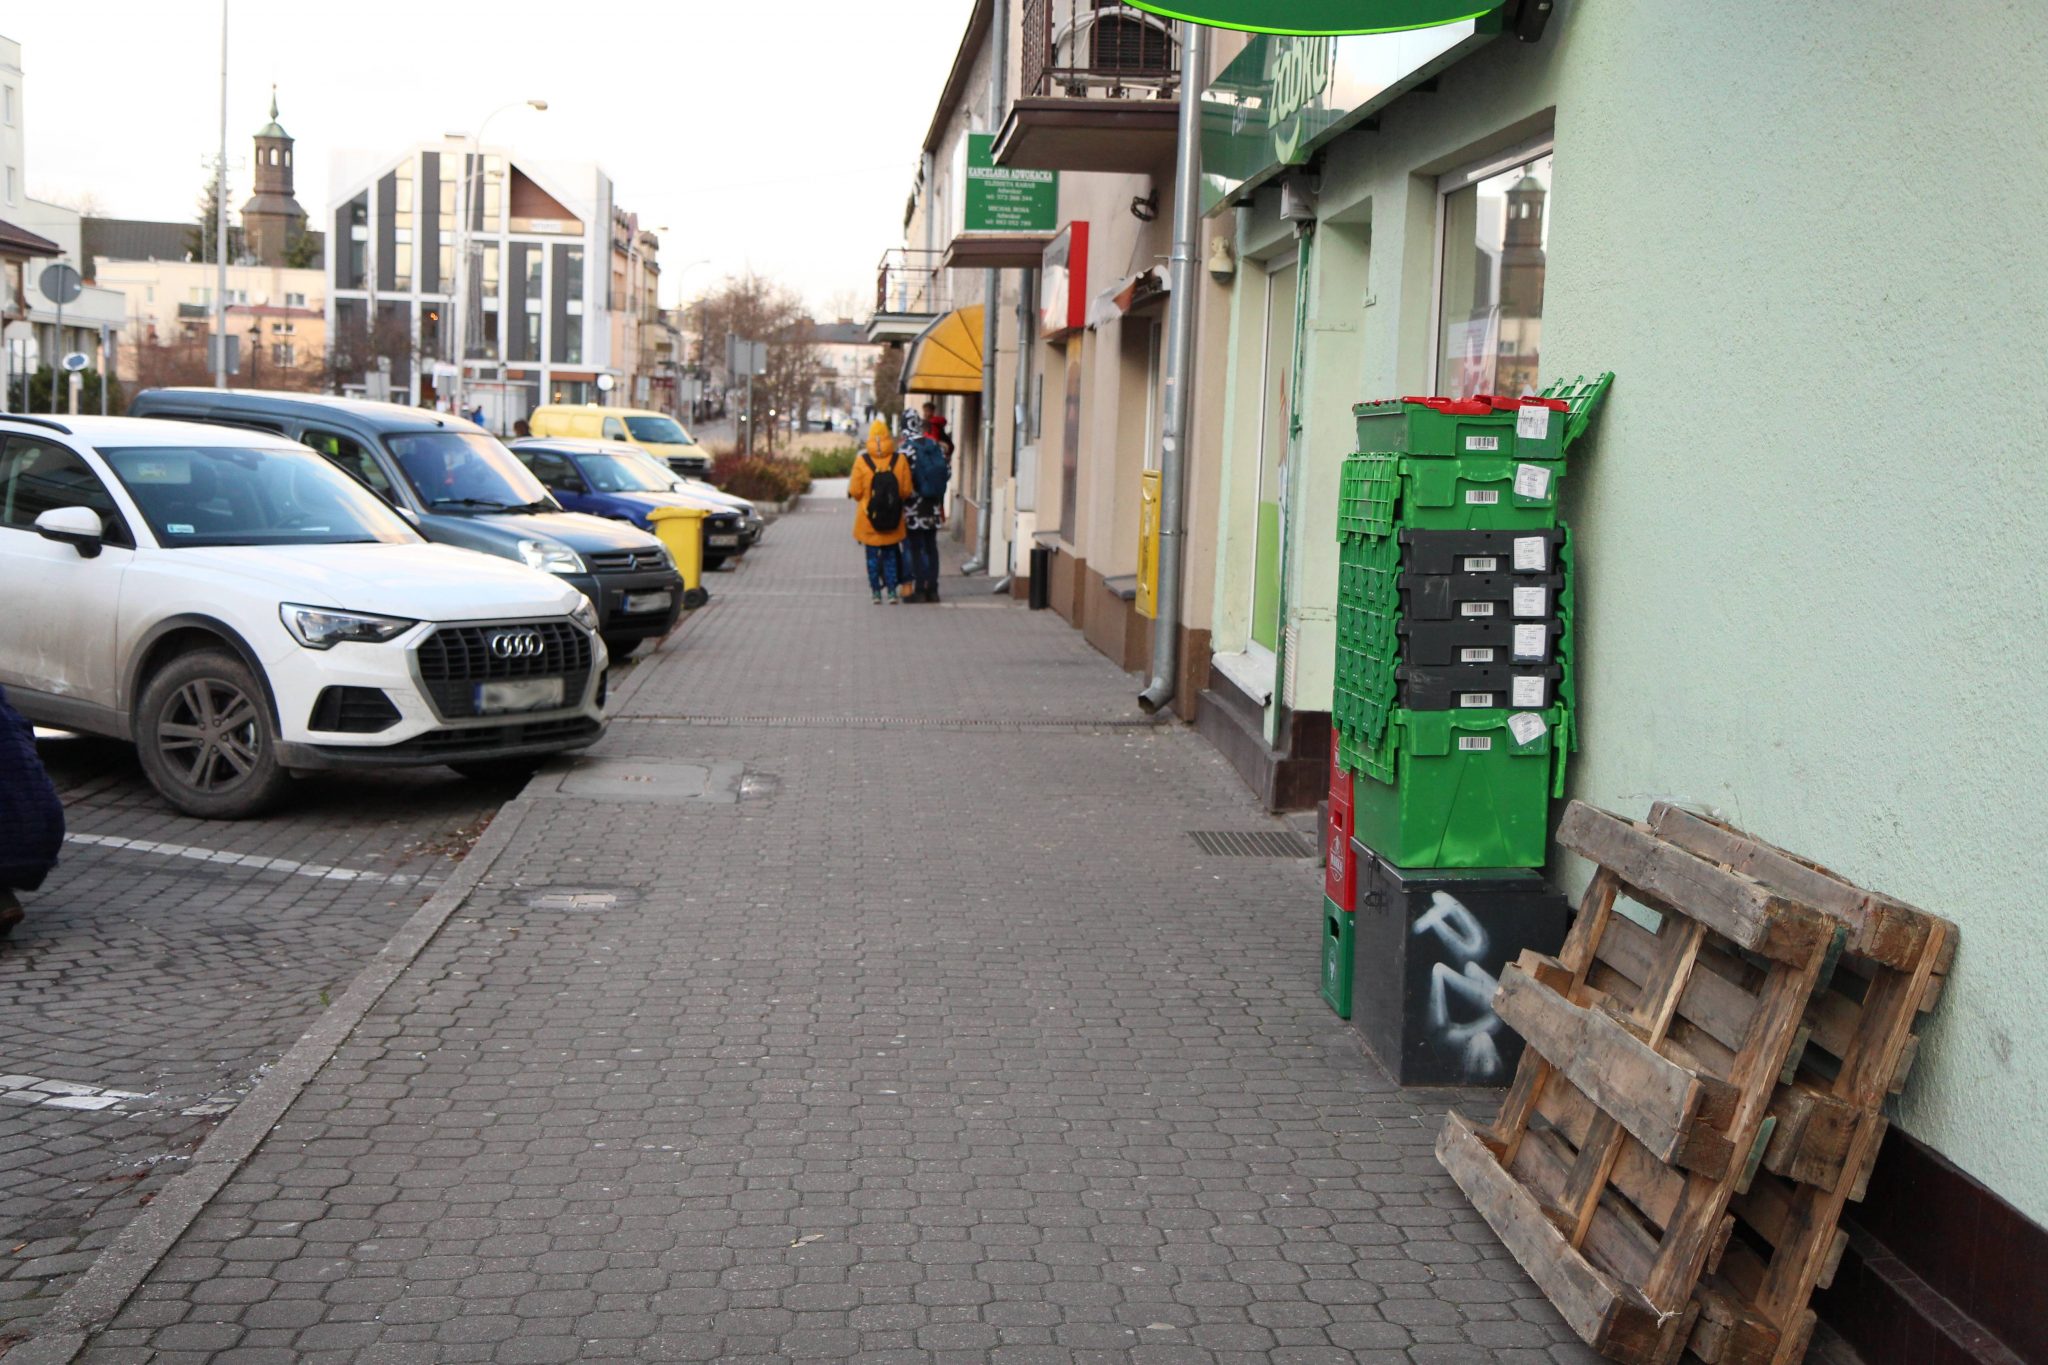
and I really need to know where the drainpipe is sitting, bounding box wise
[965,0,1009,574]
[1138,22,1207,715]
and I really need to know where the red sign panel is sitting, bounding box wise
[1040,222,1088,337]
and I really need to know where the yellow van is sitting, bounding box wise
[528,405,711,478]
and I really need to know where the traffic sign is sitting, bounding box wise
[60,352,89,373]
[38,264,83,305]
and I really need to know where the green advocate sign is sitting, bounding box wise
[1199,12,1500,214]
[1130,0,1494,35]
[964,134,1058,233]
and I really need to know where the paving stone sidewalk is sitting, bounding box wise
[38,495,1602,1364]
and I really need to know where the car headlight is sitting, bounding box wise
[280,604,417,649]
[569,597,600,633]
[517,538,585,575]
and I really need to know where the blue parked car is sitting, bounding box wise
[507,439,748,569]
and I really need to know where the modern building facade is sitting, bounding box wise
[326,142,642,427]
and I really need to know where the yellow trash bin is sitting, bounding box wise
[645,506,709,608]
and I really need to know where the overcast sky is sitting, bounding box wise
[7,1,967,314]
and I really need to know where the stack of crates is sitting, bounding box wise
[1330,375,1610,870]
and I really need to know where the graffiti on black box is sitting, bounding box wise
[1412,891,1506,1082]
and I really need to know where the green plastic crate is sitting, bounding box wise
[1379,453,1564,532]
[1352,397,1567,462]
[1351,707,1570,869]
[1336,720,1395,785]
[1539,372,1616,452]
[1319,895,1355,1018]
[1338,454,1400,541]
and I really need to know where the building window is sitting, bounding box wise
[285,291,306,308]
[1435,144,1552,399]
[3,85,14,126]
[272,342,294,366]
[342,194,369,289]
[273,321,295,335]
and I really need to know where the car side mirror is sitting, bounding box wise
[34,506,106,558]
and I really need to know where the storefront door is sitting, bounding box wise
[1249,257,1298,654]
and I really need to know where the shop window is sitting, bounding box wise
[1435,146,1552,399]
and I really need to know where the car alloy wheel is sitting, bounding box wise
[134,649,294,819]
[157,678,264,792]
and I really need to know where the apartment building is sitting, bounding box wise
[326,141,639,427]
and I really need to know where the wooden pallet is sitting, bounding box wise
[1438,802,1837,1364]
[1644,805,1955,1365]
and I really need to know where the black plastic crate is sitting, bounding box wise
[1348,843,1570,1086]
[1398,527,1565,577]
[1399,571,1563,623]
[1396,662,1564,711]
[1399,617,1556,666]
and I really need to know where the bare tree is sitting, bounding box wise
[692,273,824,455]
[322,310,416,395]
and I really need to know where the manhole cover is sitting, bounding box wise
[551,758,744,803]
[527,890,626,913]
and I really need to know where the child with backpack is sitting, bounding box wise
[848,418,915,604]
[900,411,952,603]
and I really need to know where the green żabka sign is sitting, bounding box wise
[1130,0,1493,34]
[964,133,1057,233]
[1199,14,1499,214]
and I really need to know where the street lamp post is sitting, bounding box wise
[450,98,546,420]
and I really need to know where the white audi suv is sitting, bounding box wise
[0,414,609,818]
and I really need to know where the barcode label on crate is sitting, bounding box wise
[1461,556,1499,572]
[1460,647,1496,663]
[1517,405,1552,440]
[1513,463,1553,500]
[1465,490,1500,504]
[1512,586,1548,617]
[1466,436,1500,451]
[1460,602,1496,617]
[1511,676,1547,708]
[1507,712,1549,746]
[1457,736,1494,751]
[1458,693,1495,708]
[1512,536,1548,572]
[1512,624,1548,660]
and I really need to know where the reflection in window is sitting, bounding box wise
[1437,153,1551,399]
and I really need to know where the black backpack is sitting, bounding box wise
[863,454,904,533]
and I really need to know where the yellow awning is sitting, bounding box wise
[902,305,984,396]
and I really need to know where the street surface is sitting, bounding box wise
[12,492,1606,1364]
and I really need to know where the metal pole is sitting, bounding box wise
[50,291,62,415]
[100,324,109,414]
[966,0,1010,574]
[213,0,228,389]
[1138,22,1208,715]
[744,368,754,457]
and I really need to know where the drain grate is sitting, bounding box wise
[1187,830,1316,858]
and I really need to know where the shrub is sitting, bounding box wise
[807,445,859,479]
[710,452,813,503]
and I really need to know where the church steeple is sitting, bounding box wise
[242,86,308,267]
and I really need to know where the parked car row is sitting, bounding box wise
[0,392,761,820]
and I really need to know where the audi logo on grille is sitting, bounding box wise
[490,630,546,659]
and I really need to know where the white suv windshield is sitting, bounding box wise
[623,415,692,445]
[387,430,552,511]
[100,445,418,548]
[580,452,674,493]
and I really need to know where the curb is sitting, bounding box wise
[1,794,542,1365]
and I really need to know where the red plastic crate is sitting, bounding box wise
[1325,731,1357,910]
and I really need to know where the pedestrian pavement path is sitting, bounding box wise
[28,490,1601,1364]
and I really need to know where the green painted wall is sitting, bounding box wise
[1208,0,2048,1222]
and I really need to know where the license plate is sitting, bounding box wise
[708,534,739,547]
[624,591,673,614]
[475,678,563,714]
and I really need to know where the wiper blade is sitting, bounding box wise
[509,499,557,513]
[427,496,511,511]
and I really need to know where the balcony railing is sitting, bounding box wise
[1021,0,1180,100]
[875,248,950,317]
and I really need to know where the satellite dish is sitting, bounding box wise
[39,264,83,306]
[61,352,90,373]
[596,373,615,392]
